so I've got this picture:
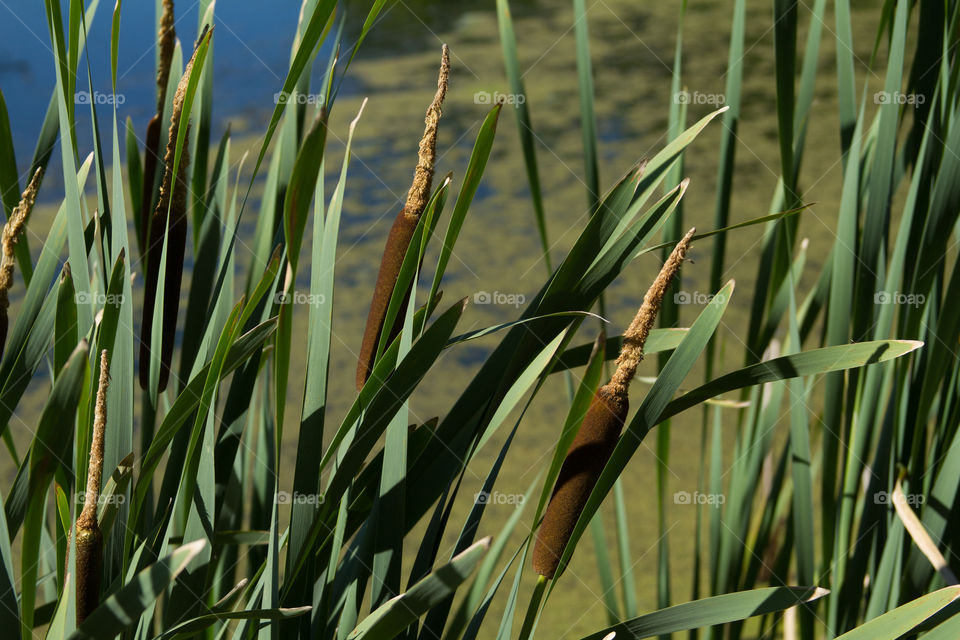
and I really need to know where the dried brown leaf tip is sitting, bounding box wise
[75,349,110,624]
[532,228,695,579]
[0,166,43,357]
[139,30,209,392]
[356,45,451,391]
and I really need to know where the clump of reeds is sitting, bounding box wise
[532,228,695,579]
[74,349,110,624]
[141,0,177,251]
[356,44,451,390]
[139,27,207,392]
[0,167,43,357]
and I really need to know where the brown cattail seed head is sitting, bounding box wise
[532,385,628,578]
[532,228,695,578]
[75,349,109,624]
[356,45,450,390]
[0,167,42,356]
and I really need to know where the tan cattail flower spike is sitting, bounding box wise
[532,228,695,579]
[75,349,110,624]
[0,167,43,356]
[404,44,450,219]
[609,227,696,394]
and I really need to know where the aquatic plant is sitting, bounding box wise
[0,0,954,639]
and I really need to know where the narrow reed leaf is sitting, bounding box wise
[576,587,828,640]
[658,340,923,422]
[157,607,312,639]
[833,587,960,640]
[347,538,490,640]
[496,0,551,271]
[53,264,77,377]
[0,477,18,631]
[573,0,599,214]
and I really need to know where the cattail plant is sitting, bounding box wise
[532,227,695,579]
[140,0,177,255]
[0,167,42,357]
[356,44,450,390]
[139,27,207,392]
[73,349,110,624]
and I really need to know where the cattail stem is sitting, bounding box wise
[0,167,42,357]
[532,228,695,579]
[356,45,450,390]
[75,349,110,624]
[139,31,206,392]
